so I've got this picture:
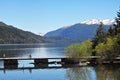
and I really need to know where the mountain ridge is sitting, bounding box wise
[0,21,51,44]
[44,19,115,42]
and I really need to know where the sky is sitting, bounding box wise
[0,0,120,34]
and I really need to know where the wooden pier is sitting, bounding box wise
[0,56,101,64]
[0,57,71,64]
[0,56,119,69]
[0,57,80,69]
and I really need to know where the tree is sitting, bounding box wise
[114,9,120,35]
[92,22,107,48]
[94,9,120,63]
[65,44,81,58]
[107,26,115,37]
[116,33,120,55]
[95,37,119,62]
[112,9,120,55]
[65,39,92,58]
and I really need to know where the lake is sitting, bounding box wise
[0,43,120,80]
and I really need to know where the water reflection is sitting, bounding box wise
[0,43,68,58]
[95,65,120,80]
[66,65,120,80]
[0,63,120,80]
[66,67,96,80]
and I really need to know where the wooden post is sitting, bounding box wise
[3,54,5,58]
[29,54,32,58]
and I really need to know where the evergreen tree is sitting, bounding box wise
[107,26,114,36]
[95,9,120,62]
[114,9,120,35]
[114,9,120,55]
[92,22,107,48]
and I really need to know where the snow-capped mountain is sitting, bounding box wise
[44,19,115,42]
[80,19,115,25]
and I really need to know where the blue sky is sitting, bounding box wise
[0,0,120,34]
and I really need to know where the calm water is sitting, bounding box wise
[0,43,120,80]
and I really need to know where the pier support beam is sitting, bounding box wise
[4,59,18,69]
[34,59,48,64]
[61,58,79,64]
[34,64,48,68]
[34,59,48,68]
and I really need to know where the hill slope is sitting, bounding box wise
[0,21,50,44]
[44,19,115,42]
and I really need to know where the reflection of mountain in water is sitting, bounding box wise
[0,45,34,58]
[0,43,70,58]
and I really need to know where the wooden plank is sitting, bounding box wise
[2,56,120,61]
[0,56,67,60]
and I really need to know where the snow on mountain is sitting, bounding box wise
[80,19,115,25]
[39,33,46,36]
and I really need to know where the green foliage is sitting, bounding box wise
[65,9,120,62]
[65,44,81,58]
[80,40,93,56]
[114,10,120,35]
[93,22,107,48]
[108,9,120,36]
[116,33,120,45]
[95,43,106,55]
[95,37,119,61]
[94,9,120,62]
[107,26,115,37]
[65,40,92,58]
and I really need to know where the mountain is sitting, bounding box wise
[44,19,115,42]
[0,21,51,44]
